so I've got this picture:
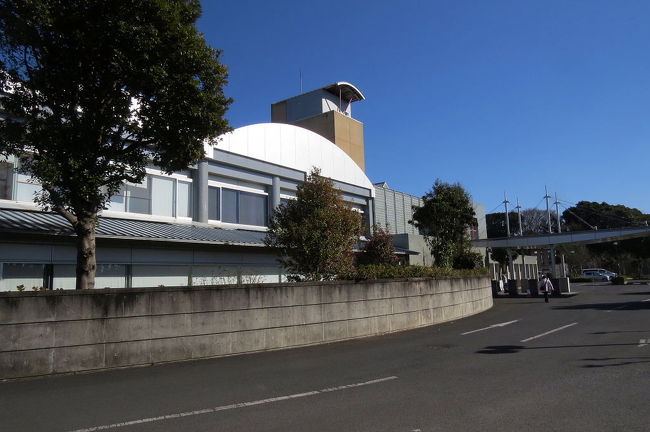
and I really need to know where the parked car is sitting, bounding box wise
[581,270,611,281]
[582,268,617,278]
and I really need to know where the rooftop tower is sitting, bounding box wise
[271,82,366,171]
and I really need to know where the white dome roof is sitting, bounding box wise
[212,123,373,194]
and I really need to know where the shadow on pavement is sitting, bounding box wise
[619,291,650,296]
[552,301,650,311]
[581,357,650,368]
[476,342,641,355]
[591,330,650,335]
[476,345,524,354]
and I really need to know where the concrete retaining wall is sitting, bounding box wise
[0,276,492,379]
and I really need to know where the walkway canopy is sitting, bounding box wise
[471,226,650,250]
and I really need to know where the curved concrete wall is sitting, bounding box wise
[0,277,492,379]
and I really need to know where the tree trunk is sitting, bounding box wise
[75,217,97,290]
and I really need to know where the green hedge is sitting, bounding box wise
[339,265,489,281]
[569,277,595,283]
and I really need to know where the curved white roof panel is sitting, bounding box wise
[211,123,374,194]
[323,82,365,101]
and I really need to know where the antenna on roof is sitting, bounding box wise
[299,68,303,93]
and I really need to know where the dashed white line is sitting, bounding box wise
[521,322,578,343]
[461,320,520,335]
[66,376,398,432]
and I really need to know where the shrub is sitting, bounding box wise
[569,277,594,283]
[611,276,630,285]
[452,250,484,270]
[339,264,489,281]
[358,225,399,266]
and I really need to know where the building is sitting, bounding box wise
[0,82,486,290]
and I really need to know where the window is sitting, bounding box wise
[221,188,267,226]
[222,188,238,223]
[107,174,192,219]
[177,181,192,218]
[126,179,151,214]
[151,176,174,217]
[14,173,41,203]
[208,186,220,220]
[0,161,13,200]
[106,185,126,212]
[239,191,267,226]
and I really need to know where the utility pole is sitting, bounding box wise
[503,192,511,237]
[544,186,552,234]
[515,198,523,236]
[503,192,514,282]
[515,198,526,278]
[554,193,562,233]
[544,186,556,278]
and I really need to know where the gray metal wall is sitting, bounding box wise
[373,184,422,235]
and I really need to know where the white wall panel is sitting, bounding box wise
[132,265,189,288]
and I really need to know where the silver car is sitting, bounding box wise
[581,270,611,281]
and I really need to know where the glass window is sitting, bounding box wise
[1,263,45,291]
[191,265,239,286]
[126,178,150,214]
[14,173,41,203]
[96,264,128,289]
[131,265,189,288]
[52,265,76,290]
[239,191,267,226]
[151,176,174,217]
[208,186,220,220]
[220,188,268,226]
[177,181,192,218]
[0,161,13,200]
[106,185,126,212]
[222,188,238,223]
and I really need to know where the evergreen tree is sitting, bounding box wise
[265,168,362,281]
[0,0,231,289]
[410,179,477,268]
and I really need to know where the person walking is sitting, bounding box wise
[540,275,553,303]
[500,274,508,293]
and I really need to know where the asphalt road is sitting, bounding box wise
[1,283,648,432]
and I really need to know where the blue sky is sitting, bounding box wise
[198,0,650,215]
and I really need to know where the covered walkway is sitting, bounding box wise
[471,225,650,249]
[471,226,650,278]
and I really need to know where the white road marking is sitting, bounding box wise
[461,320,520,335]
[67,376,398,432]
[521,322,578,343]
[642,299,650,302]
[639,339,648,348]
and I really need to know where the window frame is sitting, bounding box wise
[206,180,269,228]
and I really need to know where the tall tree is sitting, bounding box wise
[410,179,477,268]
[521,208,559,234]
[486,209,559,238]
[0,0,231,289]
[265,168,362,281]
[485,211,518,238]
[562,201,646,231]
